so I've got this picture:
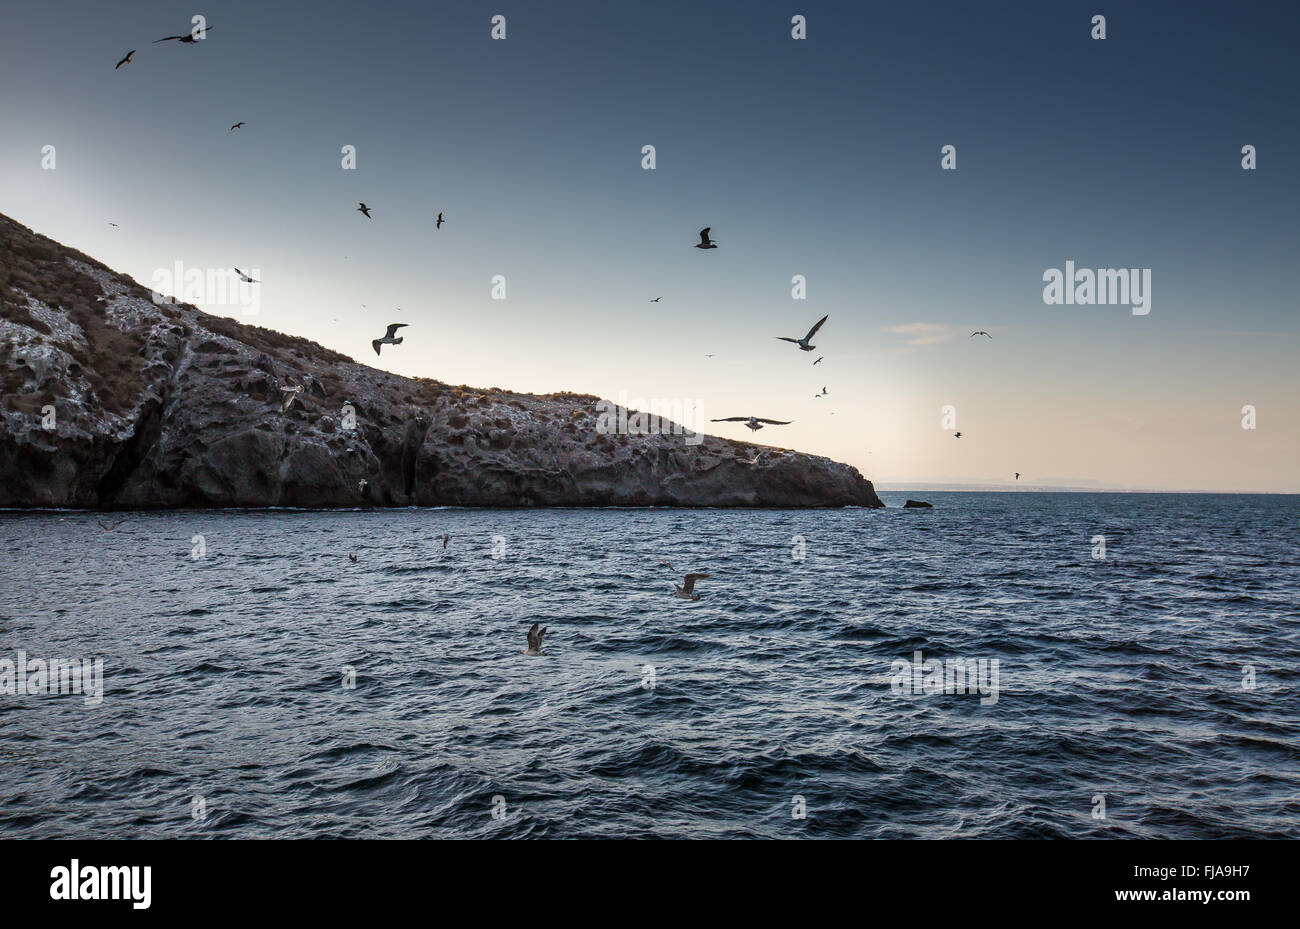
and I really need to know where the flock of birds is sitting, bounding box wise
[100,26,1024,658]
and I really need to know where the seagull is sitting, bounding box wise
[524,622,548,656]
[280,385,303,412]
[442,533,450,550]
[735,453,761,465]
[819,387,828,396]
[954,432,963,439]
[372,323,407,355]
[812,356,823,365]
[659,561,710,601]
[357,479,369,494]
[356,202,372,218]
[107,222,119,227]
[230,122,245,131]
[711,416,792,432]
[650,297,662,303]
[234,268,258,283]
[348,553,358,563]
[694,227,718,249]
[115,50,135,69]
[971,330,992,339]
[1015,472,1020,480]
[154,26,213,44]
[704,353,715,358]
[435,212,444,229]
[96,519,124,532]
[776,314,828,352]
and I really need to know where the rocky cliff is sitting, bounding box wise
[0,213,883,509]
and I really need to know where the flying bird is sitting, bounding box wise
[711,416,792,432]
[971,330,992,339]
[812,356,823,365]
[230,122,245,131]
[954,432,963,439]
[1015,472,1020,480]
[356,202,372,218]
[776,314,828,352]
[154,26,213,44]
[435,212,444,229]
[234,268,258,283]
[280,385,303,412]
[107,222,118,227]
[650,297,662,303]
[524,622,548,656]
[372,323,407,355]
[97,519,124,532]
[659,561,710,601]
[115,50,135,69]
[348,553,358,563]
[694,227,717,249]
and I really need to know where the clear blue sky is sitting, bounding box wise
[2,1,1297,490]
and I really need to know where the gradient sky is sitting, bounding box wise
[2,1,1297,491]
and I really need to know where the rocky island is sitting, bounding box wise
[0,213,883,509]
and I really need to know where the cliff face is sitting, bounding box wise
[0,213,883,509]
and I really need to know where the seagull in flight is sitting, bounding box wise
[812,356,823,365]
[694,227,718,249]
[372,323,407,355]
[1015,472,1020,480]
[234,268,258,283]
[97,519,125,532]
[349,553,358,562]
[650,296,662,303]
[107,222,119,227]
[776,314,828,352]
[115,50,135,69]
[435,211,444,229]
[659,561,710,601]
[954,432,963,439]
[230,122,245,131]
[971,330,992,339]
[154,26,213,44]
[711,416,792,432]
[356,202,372,218]
[524,622,548,656]
[280,385,303,412]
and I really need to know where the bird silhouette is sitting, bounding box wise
[954,432,963,438]
[812,356,824,365]
[524,622,548,656]
[694,227,717,249]
[776,314,828,352]
[115,50,135,69]
[154,26,213,44]
[230,122,245,131]
[234,268,258,283]
[971,330,992,339]
[348,553,358,563]
[372,323,407,355]
[711,416,791,432]
[356,202,372,218]
[650,296,662,303]
[435,211,444,229]
[1015,472,1020,480]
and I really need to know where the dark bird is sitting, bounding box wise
[154,26,214,44]
[711,416,792,432]
[1015,472,1020,480]
[97,519,124,532]
[230,122,245,131]
[107,222,119,227]
[348,553,358,563]
[812,356,824,365]
[372,323,407,355]
[115,50,135,69]
[659,561,710,601]
[694,227,718,249]
[442,533,450,550]
[650,297,662,303]
[356,202,372,218]
[776,314,828,352]
[819,387,828,396]
[971,330,992,339]
[234,268,258,283]
[954,432,963,439]
[435,211,444,229]
[524,622,548,656]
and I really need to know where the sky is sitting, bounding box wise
[1,1,1297,491]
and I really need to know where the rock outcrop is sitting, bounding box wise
[0,213,883,509]
[903,499,933,508]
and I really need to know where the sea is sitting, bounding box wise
[1,492,1297,838]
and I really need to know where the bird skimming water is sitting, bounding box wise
[524,623,548,656]
[660,561,710,601]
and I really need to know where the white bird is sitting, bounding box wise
[776,314,827,352]
[659,561,710,601]
[234,268,259,283]
[711,415,792,432]
[280,385,303,412]
[372,323,407,356]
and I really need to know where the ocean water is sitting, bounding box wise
[1,493,1297,839]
